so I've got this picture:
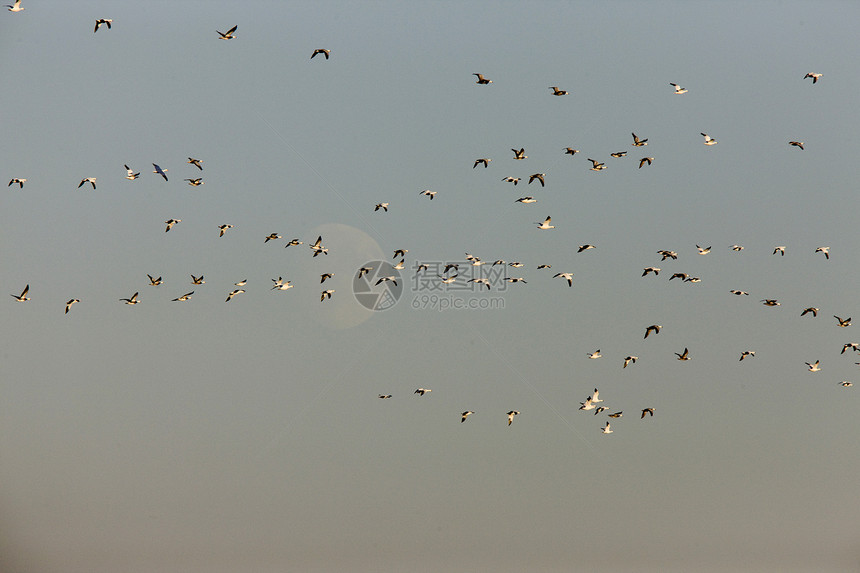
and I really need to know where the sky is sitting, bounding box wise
[2,1,860,571]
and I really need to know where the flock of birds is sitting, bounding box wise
[5,2,844,435]
[370,233,859,429]
[371,68,836,431]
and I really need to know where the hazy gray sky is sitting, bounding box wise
[3,1,860,572]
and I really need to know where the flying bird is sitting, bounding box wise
[191,275,205,285]
[834,316,852,327]
[515,196,537,203]
[468,256,487,267]
[675,347,690,361]
[644,324,662,339]
[789,141,805,150]
[657,250,678,260]
[11,284,29,302]
[642,267,661,277]
[696,244,711,255]
[225,289,245,302]
[578,244,596,252]
[393,249,408,258]
[320,273,334,283]
[804,72,822,84]
[564,147,579,156]
[730,244,745,251]
[164,219,181,232]
[124,165,139,180]
[608,412,623,418]
[64,299,79,314]
[6,0,24,11]
[310,236,328,256]
[740,351,756,361]
[587,158,606,171]
[473,158,491,168]
[512,148,527,160]
[801,307,819,317]
[669,273,688,281]
[536,216,554,230]
[264,233,281,243]
[729,290,750,296]
[78,177,97,189]
[503,176,521,185]
[631,133,648,146]
[419,189,436,200]
[806,360,821,372]
[639,157,654,168]
[623,356,638,368]
[147,274,163,286]
[218,224,233,237]
[120,292,140,305]
[641,408,655,419]
[840,381,853,387]
[378,394,392,399]
[610,151,627,158]
[311,48,331,59]
[414,388,431,396]
[217,25,237,40]
[285,238,303,247]
[187,157,203,170]
[669,82,687,94]
[841,343,859,355]
[549,86,568,96]
[815,246,830,259]
[554,273,574,287]
[8,178,26,188]
[761,299,780,306]
[172,292,194,302]
[461,411,474,423]
[701,133,718,145]
[506,410,520,425]
[320,289,335,301]
[773,246,786,256]
[528,173,545,187]
[601,422,613,434]
[185,178,204,186]
[152,164,168,181]
[94,18,112,33]
[473,73,492,84]
[587,350,602,359]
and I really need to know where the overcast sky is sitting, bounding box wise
[3,1,860,572]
